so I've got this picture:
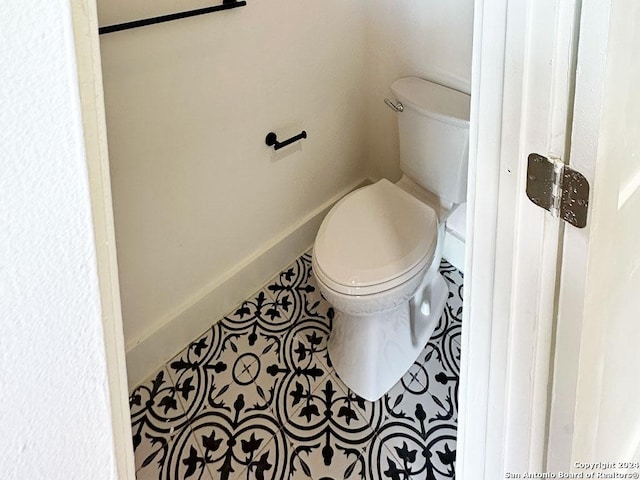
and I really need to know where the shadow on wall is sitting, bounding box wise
[97,0,474,386]
[364,0,474,181]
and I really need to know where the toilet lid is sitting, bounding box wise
[314,179,438,294]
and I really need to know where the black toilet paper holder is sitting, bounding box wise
[265,131,307,151]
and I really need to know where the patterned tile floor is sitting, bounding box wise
[129,251,463,480]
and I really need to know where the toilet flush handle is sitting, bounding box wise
[384,98,404,112]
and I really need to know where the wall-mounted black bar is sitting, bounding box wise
[99,0,247,35]
[265,131,307,151]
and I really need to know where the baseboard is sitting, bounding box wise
[443,229,466,273]
[125,177,370,389]
[443,202,466,273]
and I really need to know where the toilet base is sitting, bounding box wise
[327,273,449,401]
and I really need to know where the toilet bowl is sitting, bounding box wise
[313,178,450,401]
[312,76,470,401]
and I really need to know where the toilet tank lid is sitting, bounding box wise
[391,76,471,128]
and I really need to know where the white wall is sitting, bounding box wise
[98,0,475,385]
[0,1,122,477]
[364,0,475,181]
[99,0,368,358]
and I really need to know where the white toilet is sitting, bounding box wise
[312,76,470,401]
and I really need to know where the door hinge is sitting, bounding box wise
[526,153,590,228]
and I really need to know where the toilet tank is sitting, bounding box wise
[391,77,471,204]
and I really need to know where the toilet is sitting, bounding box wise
[312,76,470,401]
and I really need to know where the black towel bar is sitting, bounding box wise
[99,0,247,35]
[265,131,307,151]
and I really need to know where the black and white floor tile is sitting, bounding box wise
[129,252,464,480]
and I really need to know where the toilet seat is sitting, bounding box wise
[314,179,438,296]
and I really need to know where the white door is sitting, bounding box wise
[459,0,640,478]
[547,0,640,473]
[459,0,585,476]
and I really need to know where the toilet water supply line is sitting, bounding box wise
[409,223,446,346]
